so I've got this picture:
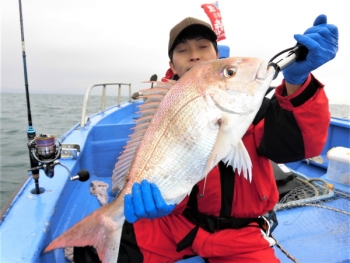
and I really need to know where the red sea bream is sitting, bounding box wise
[45,57,275,263]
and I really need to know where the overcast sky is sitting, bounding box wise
[1,0,349,104]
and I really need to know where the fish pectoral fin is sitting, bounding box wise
[205,116,234,174]
[206,118,252,182]
[221,140,252,182]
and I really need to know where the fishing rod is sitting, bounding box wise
[18,0,89,195]
[18,0,43,194]
[268,45,309,80]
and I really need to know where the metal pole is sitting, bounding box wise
[101,84,106,112]
[118,84,121,107]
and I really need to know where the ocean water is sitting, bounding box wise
[0,92,128,210]
[0,93,349,210]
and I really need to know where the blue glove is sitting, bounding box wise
[282,14,339,85]
[124,180,176,223]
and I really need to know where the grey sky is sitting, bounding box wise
[1,0,349,104]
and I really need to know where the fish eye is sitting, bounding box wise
[223,66,237,78]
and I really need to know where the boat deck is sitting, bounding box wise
[274,187,350,262]
[1,100,349,263]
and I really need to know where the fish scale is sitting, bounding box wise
[139,96,219,202]
[45,57,275,263]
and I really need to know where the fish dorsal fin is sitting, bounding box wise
[111,81,175,193]
[138,101,160,111]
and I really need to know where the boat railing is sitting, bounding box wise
[80,82,132,127]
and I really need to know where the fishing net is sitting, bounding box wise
[272,177,350,263]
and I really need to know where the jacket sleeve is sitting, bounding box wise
[256,74,330,163]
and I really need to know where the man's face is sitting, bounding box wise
[170,37,218,78]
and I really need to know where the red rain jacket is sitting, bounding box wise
[133,74,330,262]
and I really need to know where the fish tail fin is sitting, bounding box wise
[45,203,124,263]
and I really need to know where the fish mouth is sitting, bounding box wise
[256,60,275,81]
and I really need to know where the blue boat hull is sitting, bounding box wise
[1,100,349,263]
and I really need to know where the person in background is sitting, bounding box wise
[74,14,338,263]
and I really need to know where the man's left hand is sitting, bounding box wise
[282,14,339,85]
[124,180,176,223]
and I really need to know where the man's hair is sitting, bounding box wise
[169,25,218,62]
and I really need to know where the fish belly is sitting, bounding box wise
[130,95,220,204]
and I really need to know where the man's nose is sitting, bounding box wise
[189,50,200,61]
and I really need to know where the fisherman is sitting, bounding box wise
[74,14,338,263]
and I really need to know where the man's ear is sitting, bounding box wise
[169,61,177,75]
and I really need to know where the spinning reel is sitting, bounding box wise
[27,134,89,194]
